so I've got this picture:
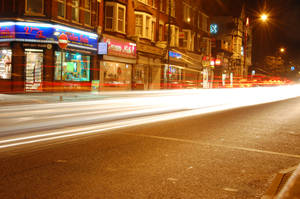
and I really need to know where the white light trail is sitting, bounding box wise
[0,85,300,150]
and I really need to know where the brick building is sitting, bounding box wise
[0,0,211,93]
[0,0,100,93]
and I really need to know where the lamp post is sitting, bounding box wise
[166,0,171,89]
[243,17,249,78]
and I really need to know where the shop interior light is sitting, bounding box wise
[54,25,98,38]
[0,22,15,26]
[15,22,53,28]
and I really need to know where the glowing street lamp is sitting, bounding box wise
[260,14,268,22]
[280,48,285,53]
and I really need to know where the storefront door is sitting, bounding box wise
[25,49,43,92]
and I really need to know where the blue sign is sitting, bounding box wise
[169,51,182,59]
[98,42,108,55]
[210,24,218,34]
[291,66,295,71]
[0,21,98,51]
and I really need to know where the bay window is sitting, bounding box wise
[105,2,126,34]
[135,12,153,40]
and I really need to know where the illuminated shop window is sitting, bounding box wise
[103,62,132,87]
[0,49,12,79]
[54,51,90,82]
[26,0,44,15]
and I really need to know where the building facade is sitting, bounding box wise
[0,0,211,93]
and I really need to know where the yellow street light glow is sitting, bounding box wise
[260,14,268,22]
[280,48,285,53]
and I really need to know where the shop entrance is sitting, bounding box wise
[25,49,43,92]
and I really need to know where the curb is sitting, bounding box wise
[262,165,298,199]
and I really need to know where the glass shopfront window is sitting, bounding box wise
[103,61,131,87]
[0,49,12,79]
[55,51,90,81]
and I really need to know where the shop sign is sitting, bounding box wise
[169,51,182,59]
[0,22,98,51]
[0,22,15,39]
[102,36,136,58]
[58,33,68,49]
[98,42,108,55]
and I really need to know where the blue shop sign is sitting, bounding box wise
[0,21,98,51]
[169,51,182,59]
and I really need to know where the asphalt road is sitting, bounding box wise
[1,97,300,198]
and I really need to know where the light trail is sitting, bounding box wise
[0,85,300,149]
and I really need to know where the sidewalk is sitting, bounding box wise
[0,92,110,106]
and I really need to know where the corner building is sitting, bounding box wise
[0,0,99,93]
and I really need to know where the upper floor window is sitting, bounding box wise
[160,0,164,12]
[202,15,208,32]
[26,0,44,15]
[135,12,153,40]
[105,2,126,34]
[166,0,175,17]
[71,0,80,22]
[166,24,179,47]
[57,0,66,18]
[183,2,191,23]
[138,0,148,5]
[84,0,91,25]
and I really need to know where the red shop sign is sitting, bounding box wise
[102,36,136,58]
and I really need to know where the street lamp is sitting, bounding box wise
[280,48,285,53]
[260,13,268,22]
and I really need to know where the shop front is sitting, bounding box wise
[0,21,98,93]
[135,43,163,90]
[162,50,202,89]
[99,35,136,91]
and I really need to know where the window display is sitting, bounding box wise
[103,61,131,87]
[55,51,90,82]
[0,49,12,79]
[25,49,43,92]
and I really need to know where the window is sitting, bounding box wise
[84,0,91,25]
[55,51,90,82]
[26,0,44,15]
[71,0,79,22]
[179,30,194,51]
[151,21,155,41]
[166,24,179,47]
[198,14,201,29]
[105,2,126,34]
[103,62,132,88]
[160,0,164,12]
[138,0,148,4]
[166,0,175,17]
[57,0,66,18]
[158,23,163,41]
[202,14,208,32]
[183,2,191,23]
[135,15,143,37]
[117,6,125,32]
[135,12,153,40]
[0,49,12,79]
[105,5,114,30]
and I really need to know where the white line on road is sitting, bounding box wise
[119,133,300,159]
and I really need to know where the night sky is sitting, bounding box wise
[246,0,300,65]
[203,0,300,65]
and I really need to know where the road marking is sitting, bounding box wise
[119,133,300,159]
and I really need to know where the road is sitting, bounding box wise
[0,87,300,198]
